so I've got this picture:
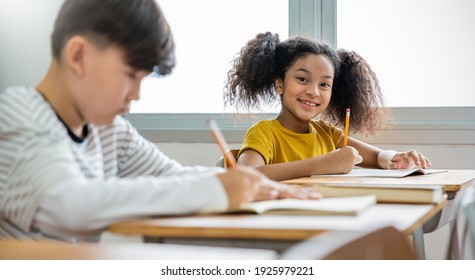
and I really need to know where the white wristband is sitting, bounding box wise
[377,150,398,169]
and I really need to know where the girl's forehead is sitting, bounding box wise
[289,54,335,74]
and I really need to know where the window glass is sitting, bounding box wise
[132,0,288,113]
[337,0,475,107]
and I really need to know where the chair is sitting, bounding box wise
[449,185,475,259]
[464,197,475,259]
[281,226,417,260]
[216,149,239,168]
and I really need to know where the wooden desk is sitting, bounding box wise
[284,170,475,228]
[109,199,446,258]
[283,169,475,193]
[0,239,278,260]
[284,169,475,258]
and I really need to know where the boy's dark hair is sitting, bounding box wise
[52,0,175,75]
[225,32,389,135]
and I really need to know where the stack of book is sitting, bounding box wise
[311,183,444,204]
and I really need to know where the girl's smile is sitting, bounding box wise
[297,98,320,109]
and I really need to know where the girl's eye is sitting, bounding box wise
[297,77,308,83]
[321,83,331,88]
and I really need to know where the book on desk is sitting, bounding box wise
[311,167,447,178]
[310,183,444,204]
[227,195,377,216]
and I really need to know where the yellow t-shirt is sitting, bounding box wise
[239,119,343,165]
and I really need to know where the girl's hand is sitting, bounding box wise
[388,150,432,169]
[320,146,363,174]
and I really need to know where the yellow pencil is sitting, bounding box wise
[343,108,350,147]
[206,118,237,168]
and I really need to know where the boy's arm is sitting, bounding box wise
[0,128,227,241]
[34,171,228,240]
[113,117,220,178]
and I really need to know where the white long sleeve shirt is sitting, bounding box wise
[0,87,228,241]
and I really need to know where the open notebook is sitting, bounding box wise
[311,167,447,178]
[227,195,376,216]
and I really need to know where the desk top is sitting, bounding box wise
[109,198,446,241]
[0,240,277,260]
[283,169,475,192]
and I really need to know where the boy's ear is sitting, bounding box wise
[274,79,283,94]
[64,36,87,78]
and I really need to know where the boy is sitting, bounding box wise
[0,0,317,242]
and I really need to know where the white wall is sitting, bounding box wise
[0,0,63,90]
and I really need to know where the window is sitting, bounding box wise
[128,0,474,145]
[337,0,475,107]
[132,0,289,113]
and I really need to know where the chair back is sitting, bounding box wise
[216,149,239,168]
[281,226,416,260]
[452,185,475,259]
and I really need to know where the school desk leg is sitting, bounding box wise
[412,228,425,259]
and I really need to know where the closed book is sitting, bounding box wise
[227,195,376,216]
[311,183,444,204]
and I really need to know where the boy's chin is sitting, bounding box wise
[89,116,117,125]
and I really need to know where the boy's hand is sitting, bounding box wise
[217,166,321,209]
[253,178,322,201]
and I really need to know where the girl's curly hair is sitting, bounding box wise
[224,32,390,136]
[323,49,390,135]
[224,32,280,110]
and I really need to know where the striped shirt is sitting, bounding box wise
[0,87,227,241]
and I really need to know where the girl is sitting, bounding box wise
[225,32,431,181]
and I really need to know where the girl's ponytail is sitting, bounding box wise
[225,32,280,110]
[326,49,390,136]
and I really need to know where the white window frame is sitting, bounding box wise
[126,0,475,145]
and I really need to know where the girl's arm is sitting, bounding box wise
[341,136,432,169]
[239,136,432,181]
[238,147,362,181]
[340,137,382,168]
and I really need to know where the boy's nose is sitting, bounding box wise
[130,89,140,101]
[129,81,142,101]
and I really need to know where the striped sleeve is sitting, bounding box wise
[108,117,219,178]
